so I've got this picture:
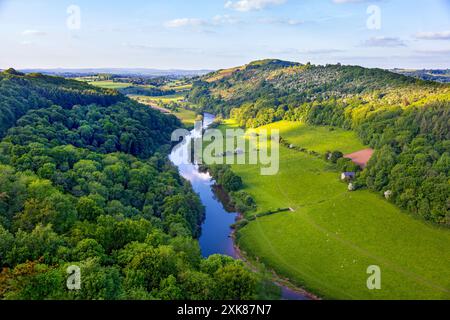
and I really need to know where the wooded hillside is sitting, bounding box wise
[189,60,450,224]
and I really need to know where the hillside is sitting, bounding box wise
[189,59,448,118]
[0,69,125,137]
[0,69,184,158]
[189,60,450,224]
[0,70,257,300]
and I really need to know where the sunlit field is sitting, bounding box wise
[215,120,450,299]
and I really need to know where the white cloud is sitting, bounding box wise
[20,40,34,46]
[22,30,47,36]
[164,18,206,28]
[414,31,450,40]
[258,17,303,26]
[225,0,286,12]
[164,15,240,30]
[286,19,303,26]
[212,15,240,25]
[362,36,406,47]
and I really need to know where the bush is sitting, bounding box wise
[336,157,360,173]
[330,151,344,163]
[230,191,256,213]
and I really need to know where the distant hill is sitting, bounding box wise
[12,68,213,78]
[392,69,450,83]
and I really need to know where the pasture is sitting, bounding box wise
[86,80,132,89]
[217,120,450,299]
[129,94,197,127]
[173,108,198,128]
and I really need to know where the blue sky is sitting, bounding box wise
[0,0,449,70]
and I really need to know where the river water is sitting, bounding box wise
[169,113,309,300]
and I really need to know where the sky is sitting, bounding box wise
[0,0,449,70]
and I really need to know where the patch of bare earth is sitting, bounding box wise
[344,148,374,168]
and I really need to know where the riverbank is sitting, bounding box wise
[202,171,318,300]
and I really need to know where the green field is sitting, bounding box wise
[272,121,365,153]
[218,120,450,300]
[173,108,198,128]
[130,94,185,104]
[150,94,186,103]
[86,80,132,89]
[162,82,192,91]
[128,94,197,127]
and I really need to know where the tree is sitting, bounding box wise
[180,271,214,300]
[213,263,256,300]
[330,151,344,164]
[73,238,106,262]
[219,170,243,192]
[76,197,104,221]
[157,275,183,300]
[128,246,178,291]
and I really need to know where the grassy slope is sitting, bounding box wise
[268,120,365,153]
[173,108,197,128]
[219,120,450,300]
[129,94,197,127]
[130,94,185,104]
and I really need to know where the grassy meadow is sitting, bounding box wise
[130,93,186,104]
[215,120,450,300]
[129,94,197,128]
[173,108,198,128]
[85,80,132,89]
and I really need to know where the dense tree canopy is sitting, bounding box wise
[0,70,257,300]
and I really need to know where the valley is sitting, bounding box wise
[1,59,448,301]
[80,61,449,299]
[1,0,449,307]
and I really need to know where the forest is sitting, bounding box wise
[0,69,256,300]
[188,60,450,224]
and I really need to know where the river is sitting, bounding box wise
[169,113,310,300]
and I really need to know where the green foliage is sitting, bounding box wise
[230,191,256,213]
[335,157,360,173]
[191,61,450,224]
[0,73,256,300]
[203,164,243,193]
[329,151,344,164]
[0,70,124,137]
[119,86,175,97]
